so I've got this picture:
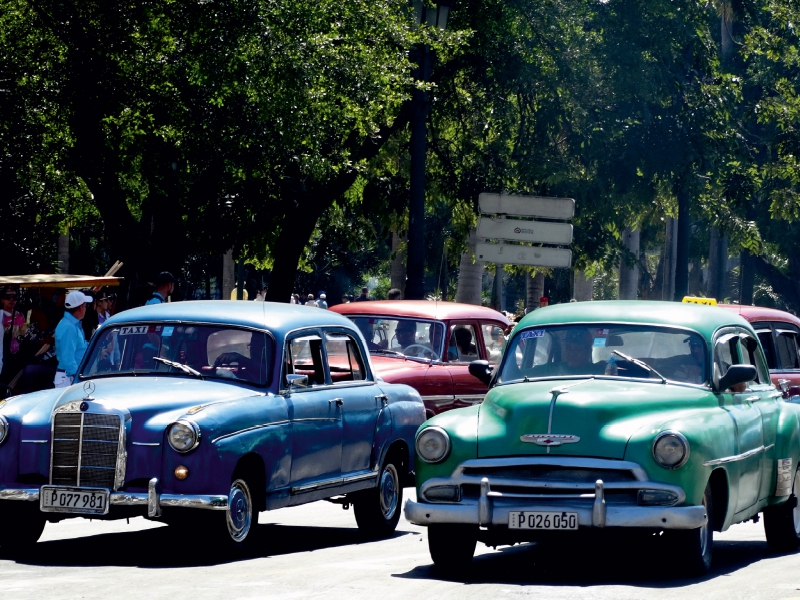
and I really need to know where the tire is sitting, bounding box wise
[764,468,800,552]
[428,524,478,573]
[206,478,259,550]
[353,456,403,538]
[668,482,713,575]
[0,503,46,548]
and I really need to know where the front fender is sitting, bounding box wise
[414,405,480,491]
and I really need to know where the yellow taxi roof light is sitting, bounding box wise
[682,296,717,306]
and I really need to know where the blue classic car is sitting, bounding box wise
[0,301,425,548]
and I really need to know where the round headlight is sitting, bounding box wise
[0,415,8,445]
[167,420,201,453]
[416,427,451,464]
[653,431,689,469]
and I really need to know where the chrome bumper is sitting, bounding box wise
[0,478,228,514]
[405,477,708,530]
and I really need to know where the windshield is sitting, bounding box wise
[80,323,273,386]
[348,317,444,361]
[498,324,707,385]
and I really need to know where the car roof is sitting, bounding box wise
[103,300,358,337]
[330,300,510,324]
[515,300,752,339]
[718,304,800,328]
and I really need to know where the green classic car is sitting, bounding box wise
[404,301,800,574]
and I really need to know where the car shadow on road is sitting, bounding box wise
[394,534,778,588]
[0,523,414,568]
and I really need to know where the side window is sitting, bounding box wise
[776,329,800,370]
[739,334,770,385]
[324,332,367,383]
[756,327,778,370]
[714,333,739,386]
[449,324,480,362]
[482,324,506,366]
[284,334,326,387]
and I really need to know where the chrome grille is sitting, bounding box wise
[51,412,121,489]
[460,465,637,484]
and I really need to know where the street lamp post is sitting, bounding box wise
[404,0,452,300]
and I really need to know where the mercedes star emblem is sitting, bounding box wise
[83,381,96,397]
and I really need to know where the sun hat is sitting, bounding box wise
[65,290,93,309]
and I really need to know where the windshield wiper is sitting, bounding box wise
[612,350,666,384]
[152,357,204,379]
[371,349,406,358]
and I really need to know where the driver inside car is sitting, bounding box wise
[213,333,266,382]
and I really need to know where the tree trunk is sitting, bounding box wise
[573,270,593,301]
[222,251,235,300]
[720,5,734,67]
[57,232,70,274]
[662,218,678,301]
[674,188,691,301]
[706,226,728,300]
[491,264,503,311]
[390,232,407,292]
[740,251,755,305]
[455,229,483,305]
[527,272,545,311]
[618,227,640,300]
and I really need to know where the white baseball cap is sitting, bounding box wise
[320,293,326,299]
[65,290,93,309]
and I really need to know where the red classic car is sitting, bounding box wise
[330,301,510,418]
[719,304,800,398]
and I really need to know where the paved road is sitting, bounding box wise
[1,490,800,600]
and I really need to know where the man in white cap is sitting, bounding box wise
[53,290,92,388]
[317,293,328,309]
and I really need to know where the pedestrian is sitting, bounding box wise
[83,289,112,340]
[387,288,403,300]
[54,290,92,388]
[1,286,26,380]
[146,272,175,305]
[230,283,249,300]
[341,295,350,304]
[317,293,328,309]
[305,293,318,307]
[539,296,549,309]
[254,287,266,302]
[355,286,370,302]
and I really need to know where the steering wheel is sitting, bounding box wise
[403,344,440,360]
[214,352,247,368]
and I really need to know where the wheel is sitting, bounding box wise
[353,456,402,538]
[0,502,46,548]
[764,468,800,552]
[428,524,478,573]
[667,482,713,575]
[202,478,258,550]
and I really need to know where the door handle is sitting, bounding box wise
[375,394,389,406]
[329,398,344,406]
[745,395,761,403]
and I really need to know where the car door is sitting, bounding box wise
[284,332,343,490]
[774,322,800,392]
[322,330,382,477]
[738,331,785,501]
[714,330,766,512]
[446,321,487,408]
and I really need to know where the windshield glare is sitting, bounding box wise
[349,317,444,361]
[81,323,272,386]
[498,324,707,385]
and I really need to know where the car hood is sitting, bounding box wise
[368,355,432,381]
[477,378,715,459]
[8,376,263,441]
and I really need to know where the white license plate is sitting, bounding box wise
[40,486,110,515]
[509,511,578,530]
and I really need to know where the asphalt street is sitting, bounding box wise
[1,489,799,600]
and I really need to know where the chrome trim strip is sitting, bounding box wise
[212,420,291,444]
[148,477,161,517]
[452,456,650,481]
[702,445,767,467]
[132,442,160,447]
[21,440,48,444]
[456,395,486,402]
[290,471,377,495]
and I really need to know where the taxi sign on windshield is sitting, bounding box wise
[682,296,717,306]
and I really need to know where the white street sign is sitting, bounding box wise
[477,217,573,245]
[476,242,572,268]
[479,193,575,220]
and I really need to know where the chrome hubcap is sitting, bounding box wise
[379,464,399,520]
[227,479,252,542]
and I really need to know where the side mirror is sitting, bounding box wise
[469,360,494,387]
[778,379,790,394]
[718,364,757,392]
[285,374,308,391]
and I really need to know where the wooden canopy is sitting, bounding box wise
[0,274,123,288]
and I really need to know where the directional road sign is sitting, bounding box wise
[476,242,572,268]
[478,193,575,220]
[477,217,573,245]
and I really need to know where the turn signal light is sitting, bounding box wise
[174,465,190,480]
